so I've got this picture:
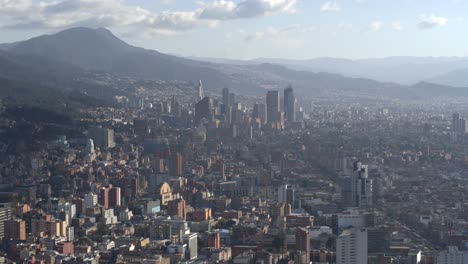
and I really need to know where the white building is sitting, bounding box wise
[66,226,75,242]
[182,233,198,260]
[435,246,468,264]
[336,228,368,264]
[102,209,118,225]
[85,192,98,208]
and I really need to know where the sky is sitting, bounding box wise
[0,0,467,59]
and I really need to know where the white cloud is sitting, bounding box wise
[245,31,266,41]
[320,2,340,12]
[392,21,403,31]
[338,23,353,30]
[243,24,312,42]
[200,0,296,20]
[418,14,448,29]
[0,0,297,34]
[160,0,176,4]
[368,20,383,32]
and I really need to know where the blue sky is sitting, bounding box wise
[0,0,467,59]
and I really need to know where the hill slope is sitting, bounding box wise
[3,27,468,99]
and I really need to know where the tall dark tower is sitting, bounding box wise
[266,90,280,124]
[284,86,296,123]
[195,97,214,124]
[222,87,230,106]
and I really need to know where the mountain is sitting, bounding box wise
[0,42,20,50]
[428,68,468,87]
[192,56,468,86]
[6,27,237,92]
[2,27,468,99]
[252,57,468,86]
[0,50,83,83]
[0,49,122,108]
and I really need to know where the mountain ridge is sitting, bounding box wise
[1,27,468,99]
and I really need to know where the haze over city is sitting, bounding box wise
[2,1,468,264]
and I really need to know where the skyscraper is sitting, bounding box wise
[4,219,26,241]
[182,233,198,260]
[296,227,310,263]
[86,139,95,155]
[167,198,186,220]
[266,90,280,124]
[284,86,296,123]
[278,184,296,207]
[253,103,267,125]
[222,87,230,106]
[100,185,121,209]
[336,228,368,264]
[453,113,460,132]
[355,161,373,208]
[84,192,98,208]
[195,97,215,124]
[0,203,12,239]
[344,161,373,208]
[170,153,184,177]
[89,126,115,148]
[197,80,204,101]
[229,92,236,106]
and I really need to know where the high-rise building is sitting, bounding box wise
[222,87,230,106]
[100,185,121,209]
[0,203,12,239]
[167,199,186,220]
[86,139,95,155]
[89,126,115,148]
[453,113,461,132]
[208,231,221,248]
[296,227,310,263]
[58,202,76,219]
[195,97,215,124]
[229,93,236,106]
[104,128,115,148]
[66,226,75,241]
[343,161,373,208]
[84,192,98,208]
[266,90,280,124]
[102,208,118,225]
[253,103,267,125]
[284,86,296,123]
[108,187,121,208]
[152,158,165,174]
[461,118,468,134]
[355,161,373,208]
[336,228,368,264]
[197,80,204,101]
[4,219,26,241]
[182,233,198,260]
[171,96,181,117]
[278,184,296,207]
[170,153,184,177]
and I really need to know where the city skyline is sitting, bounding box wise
[0,0,467,59]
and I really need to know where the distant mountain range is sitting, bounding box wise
[190,56,468,87]
[1,27,468,102]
